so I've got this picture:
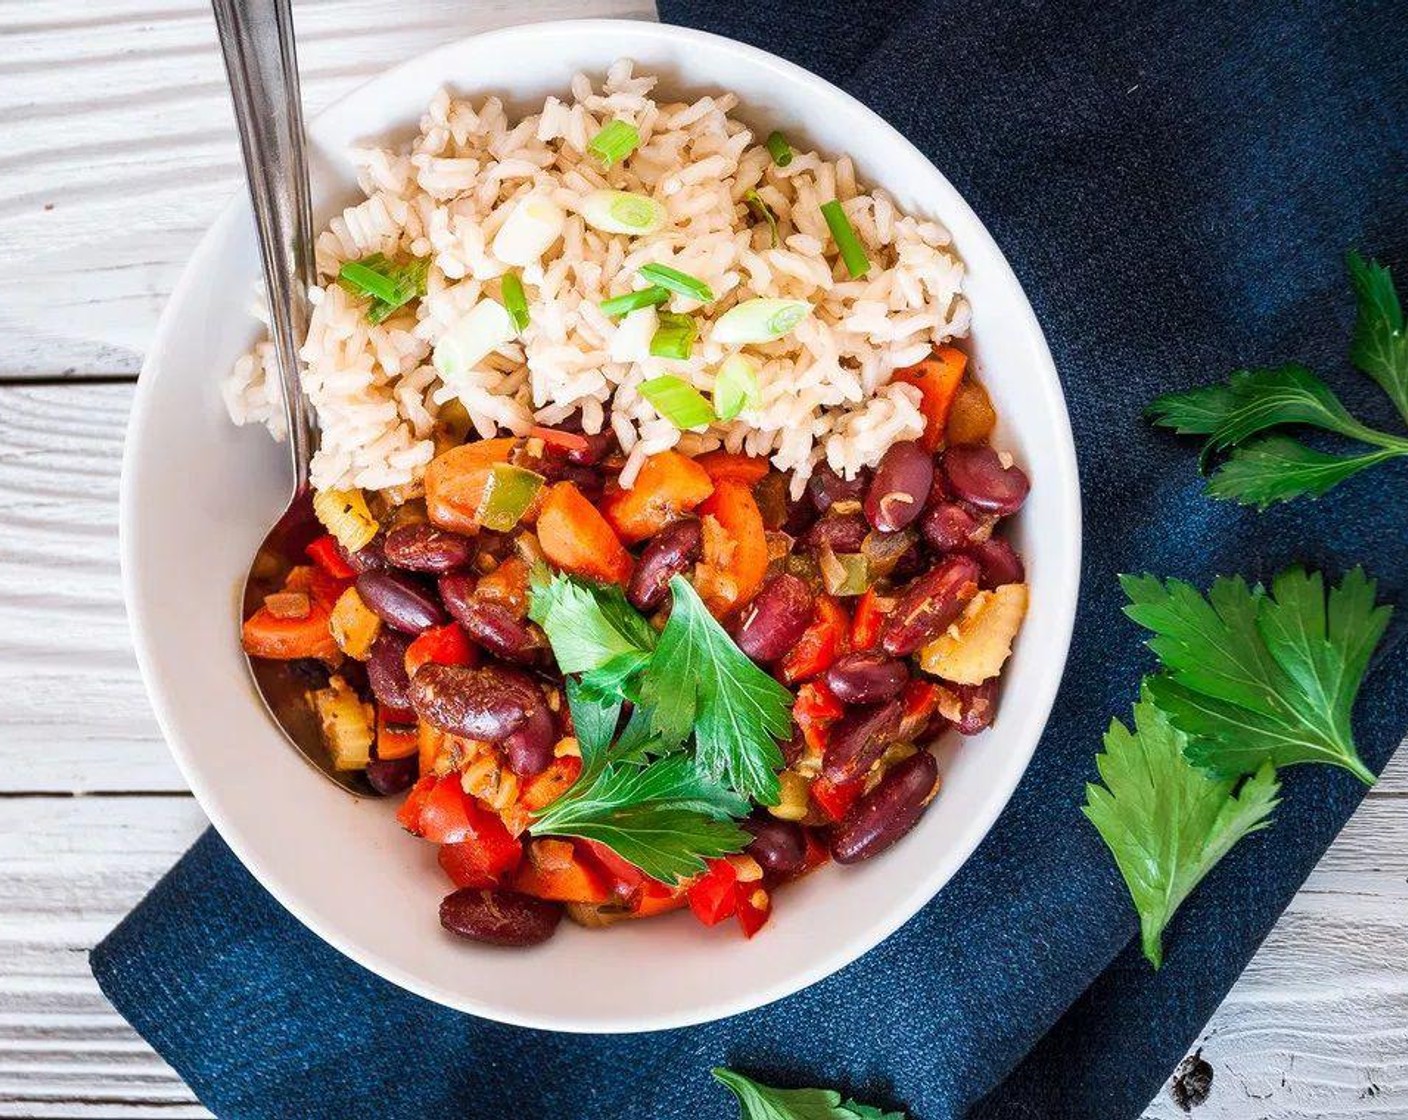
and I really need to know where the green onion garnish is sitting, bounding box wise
[713,353,761,421]
[638,263,714,303]
[587,119,641,168]
[765,130,793,167]
[339,255,430,325]
[339,258,401,305]
[640,374,713,429]
[501,271,529,331]
[579,189,667,236]
[820,199,870,279]
[600,286,670,318]
[649,312,698,360]
[711,298,812,345]
[744,189,780,247]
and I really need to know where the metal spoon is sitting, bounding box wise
[215,0,364,793]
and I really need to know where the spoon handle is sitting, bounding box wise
[213,0,317,495]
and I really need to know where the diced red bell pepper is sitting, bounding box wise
[810,774,865,822]
[529,425,591,454]
[898,680,945,741]
[851,589,889,651]
[634,879,689,917]
[735,885,772,938]
[518,754,582,811]
[687,858,740,926]
[404,623,477,679]
[305,534,358,580]
[779,596,849,683]
[512,839,613,903]
[578,839,650,906]
[799,827,831,875]
[397,775,437,835]
[437,827,524,889]
[793,680,845,755]
[400,774,522,866]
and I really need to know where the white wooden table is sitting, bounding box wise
[2,3,1403,1116]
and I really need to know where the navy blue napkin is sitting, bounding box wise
[95,2,1408,1116]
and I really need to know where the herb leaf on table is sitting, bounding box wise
[1121,567,1391,785]
[529,757,749,883]
[1147,252,1408,507]
[1347,249,1408,424]
[712,1069,908,1120]
[1083,694,1281,968]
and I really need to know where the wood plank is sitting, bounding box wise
[0,0,655,378]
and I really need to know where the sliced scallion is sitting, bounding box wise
[638,262,714,303]
[744,189,780,247]
[649,311,698,360]
[765,130,793,167]
[432,300,515,377]
[338,258,401,304]
[821,199,870,279]
[501,271,529,332]
[713,353,761,421]
[339,255,430,324]
[579,189,667,236]
[600,285,670,317]
[640,374,713,429]
[587,119,641,168]
[710,298,811,345]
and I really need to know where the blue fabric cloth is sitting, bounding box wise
[93,2,1408,1117]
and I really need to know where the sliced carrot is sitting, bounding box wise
[693,479,767,617]
[375,706,419,761]
[529,425,590,453]
[473,555,531,614]
[512,840,613,903]
[241,567,344,663]
[519,755,583,810]
[693,450,770,486]
[537,481,633,584]
[423,437,516,534]
[892,345,968,452]
[600,451,714,544]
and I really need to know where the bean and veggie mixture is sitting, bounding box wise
[241,347,1030,946]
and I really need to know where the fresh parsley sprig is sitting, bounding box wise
[713,1069,908,1120]
[1083,694,1281,968]
[1121,567,1390,785]
[1148,251,1408,507]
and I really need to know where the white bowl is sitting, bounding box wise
[121,19,1081,1033]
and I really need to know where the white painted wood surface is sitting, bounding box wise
[0,3,1403,1118]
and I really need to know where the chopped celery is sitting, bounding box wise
[311,676,375,771]
[819,547,870,596]
[329,586,383,660]
[312,488,378,552]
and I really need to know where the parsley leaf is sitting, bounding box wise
[1083,694,1281,968]
[640,576,792,804]
[712,1070,908,1120]
[1122,567,1390,785]
[1147,251,1408,506]
[530,757,749,882]
[527,569,655,675]
[1205,434,1401,509]
[1347,249,1408,424]
[563,677,620,774]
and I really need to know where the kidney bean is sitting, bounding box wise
[743,814,807,877]
[822,699,904,785]
[831,750,940,864]
[890,541,925,581]
[920,501,992,553]
[968,537,1025,589]
[824,651,909,705]
[383,523,475,574]
[556,463,606,504]
[627,518,703,611]
[941,445,1030,516]
[365,754,418,796]
[952,680,999,735]
[734,574,815,663]
[803,512,869,556]
[440,577,539,663]
[781,724,807,768]
[567,430,615,467]
[336,535,387,573]
[807,464,868,514]
[782,489,819,536]
[880,555,982,657]
[366,631,413,708]
[355,571,446,634]
[502,705,556,777]
[863,441,933,533]
[409,664,539,741]
[439,888,562,946]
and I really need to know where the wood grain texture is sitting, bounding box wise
[0,0,654,378]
